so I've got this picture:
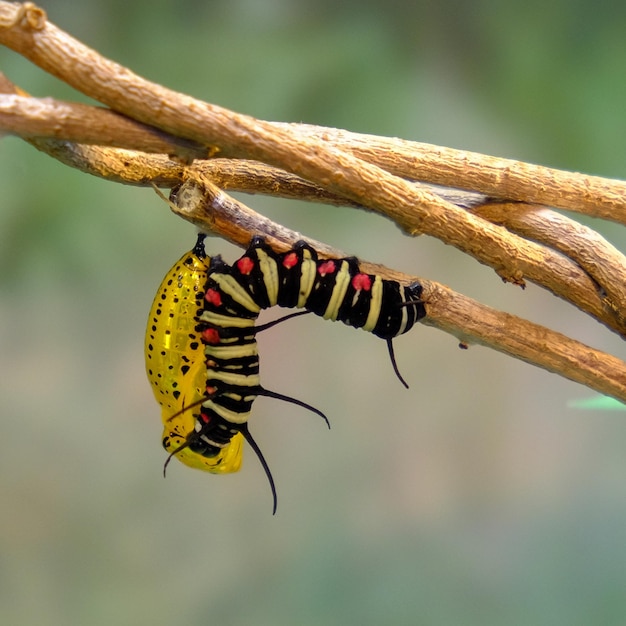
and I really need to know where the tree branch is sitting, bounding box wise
[473,202,626,319]
[1,74,622,335]
[0,93,208,159]
[167,175,626,403]
[0,1,624,403]
[0,75,488,207]
[277,124,626,225]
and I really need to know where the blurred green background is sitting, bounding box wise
[1,1,626,625]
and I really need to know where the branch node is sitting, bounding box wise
[0,2,46,30]
[496,267,526,288]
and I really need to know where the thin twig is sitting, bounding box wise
[278,124,626,225]
[0,93,207,159]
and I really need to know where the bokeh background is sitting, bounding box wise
[1,1,626,624]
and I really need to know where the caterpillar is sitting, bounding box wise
[144,235,244,474]
[146,234,425,513]
[180,236,426,512]
[145,235,328,513]
[203,236,426,387]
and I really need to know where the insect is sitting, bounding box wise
[144,234,244,474]
[204,236,426,387]
[146,234,425,513]
[145,235,328,513]
[180,237,426,511]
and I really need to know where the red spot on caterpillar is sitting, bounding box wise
[352,273,372,291]
[237,256,254,275]
[317,260,337,276]
[282,252,298,269]
[205,288,222,306]
[202,328,221,344]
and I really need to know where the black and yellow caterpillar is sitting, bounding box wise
[146,235,426,512]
